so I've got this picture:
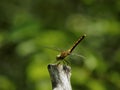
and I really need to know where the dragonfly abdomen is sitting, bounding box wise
[69,34,86,53]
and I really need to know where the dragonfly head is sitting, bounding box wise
[56,54,65,61]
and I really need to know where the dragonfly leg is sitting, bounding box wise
[56,60,63,66]
[64,59,71,65]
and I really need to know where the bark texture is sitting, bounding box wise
[48,64,72,90]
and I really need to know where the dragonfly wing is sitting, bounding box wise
[43,46,63,52]
[70,53,86,59]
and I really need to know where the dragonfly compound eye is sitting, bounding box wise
[56,54,61,60]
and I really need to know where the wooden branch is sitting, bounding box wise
[48,64,72,90]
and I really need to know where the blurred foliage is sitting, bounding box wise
[0,0,120,90]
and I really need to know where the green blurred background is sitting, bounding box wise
[0,0,120,90]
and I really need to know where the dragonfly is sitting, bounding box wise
[55,34,86,64]
[44,34,86,64]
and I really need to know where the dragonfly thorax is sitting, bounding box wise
[56,51,70,61]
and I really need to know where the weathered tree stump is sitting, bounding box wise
[48,64,72,90]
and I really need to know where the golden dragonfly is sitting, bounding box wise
[44,34,86,64]
[55,34,86,64]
